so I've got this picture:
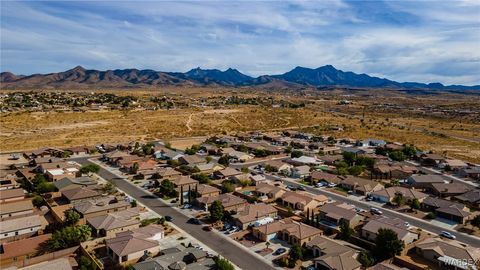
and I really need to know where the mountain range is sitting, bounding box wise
[1,65,478,90]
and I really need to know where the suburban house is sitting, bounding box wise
[418,153,445,167]
[29,157,64,167]
[309,171,343,185]
[422,197,471,224]
[289,156,322,166]
[372,164,418,179]
[154,148,183,160]
[0,215,43,242]
[178,155,206,166]
[361,217,419,245]
[168,175,198,192]
[106,224,164,266]
[306,236,362,270]
[195,184,221,198]
[438,159,469,171]
[457,167,480,180]
[54,176,97,192]
[254,184,286,201]
[290,165,311,179]
[0,233,51,268]
[415,237,480,270]
[0,199,34,220]
[340,176,384,195]
[370,262,408,270]
[213,167,242,180]
[280,191,328,213]
[73,196,130,223]
[406,174,448,190]
[194,162,224,173]
[455,189,480,209]
[252,218,322,245]
[233,203,278,229]
[249,174,267,185]
[318,202,364,229]
[370,186,428,204]
[87,207,141,237]
[429,183,471,197]
[0,188,25,203]
[132,246,215,270]
[45,167,80,181]
[195,193,246,212]
[222,148,254,162]
[262,160,293,174]
[155,167,182,179]
[61,186,103,203]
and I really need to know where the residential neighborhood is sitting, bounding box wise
[1,130,480,270]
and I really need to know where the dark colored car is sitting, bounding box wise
[273,248,287,255]
[203,226,213,231]
[165,216,173,222]
[297,186,306,191]
[188,218,201,225]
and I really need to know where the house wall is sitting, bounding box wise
[116,246,160,266]
[0,209,34,220]
[0,225,41,242]
[0,196,25,203]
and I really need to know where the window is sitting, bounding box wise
[15,232,19,236]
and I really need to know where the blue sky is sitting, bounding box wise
[1,0,479,85]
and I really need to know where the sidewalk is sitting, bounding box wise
[89,158,280,269]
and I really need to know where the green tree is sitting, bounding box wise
[192,173,210,184]
[289,244,303,262]
[357,250,375,267]
[348,165,365,176]
[373,228,405,261]
[471,215,480,229]
[102,182,117,194]
[214,257,235,270]
[218,155,230,166]
[290,150,303,158]
[79,164,100,174]
[130,200,137,207]
[79,255,98,270]
[393,194,406,206]
[210,200,224,221]
[410,198,421,210]
[339,222,354,240]
[159,179,178,198]
[36,181,56,194]
[32,195,44,207]
[64,209,80,225]
[402,144,417,158]
[389,151,406,161]
[221,182,235,193]
[343,152,356,166]
[264,164,278,173]
[47,225,91,251]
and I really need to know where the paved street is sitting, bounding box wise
[275,175,480,247]
[72,157,275,270]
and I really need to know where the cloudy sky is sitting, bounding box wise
[1,0,479,85]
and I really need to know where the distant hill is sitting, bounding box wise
[1,65,479,90]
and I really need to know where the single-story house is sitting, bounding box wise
[0,189,25,203]
[290,165,311,179]
[254,184,286,201]
[0,199,34,220]
[252,218,322,245]
[318,202,364,229]
[233,203,278,230]
[340,176,384,195]
[406,174,448,190]
[306,236,361,270]
[415,237,480,270]
[195,184,221,198]
[87,207,141,237]
[106,225,164,266]
[455,189,480,209]
[195,193,246,212]
[370,186,428,204]
[73,196,130,223]
[309,171,343,185]
[422,197,471,224]
[429,183,471,197]
[0,215,43,242]
[0,233,52,268]
[280,191,328,212]
[361,217,419,244]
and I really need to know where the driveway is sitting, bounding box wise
[72,157,276,270]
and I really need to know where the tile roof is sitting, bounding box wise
[416,237,480,262]
[196,193,246,208]
[0,215,41,234]
[0,199,33,215]
[0,188,25,200]
[455,189,480,203]
[62,186,102,201]
[371,186,427,200]
[253,218,321,240]
[235,203,277,224]
[0,233,51,259]
[195,184,220,195]
[73,196,130,215]
[87,208,140,231]
[307,236,361,270]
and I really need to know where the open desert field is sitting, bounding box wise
[1,89,479,163]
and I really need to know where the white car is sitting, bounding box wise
[370,208,383,215]
[439,231,456,239]
[316,182,325,188]
[327,183,336,188]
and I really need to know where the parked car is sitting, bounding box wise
[165,216,173,222]
[203,226,213,231]
[182,204,192,209]
[370,208,383,215]
[187,218,201,225]
[297,186,306,191]
[439,231,456,239]
[286,185,297,191]
[366,196,373,201]
[273,248,287,255]
[404,222,410,228]
[327,183,336,188]
[316,182,326,188]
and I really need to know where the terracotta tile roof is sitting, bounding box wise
[0,233,51,259]
[196,184,220,195]
[253,218,321,240]
[307,236,361,270]
[416,237,480,262]
[235,203,277,224]
[196,193,246,208]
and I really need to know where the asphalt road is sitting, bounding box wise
[73,157,275,270]
[273,175,480,248]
